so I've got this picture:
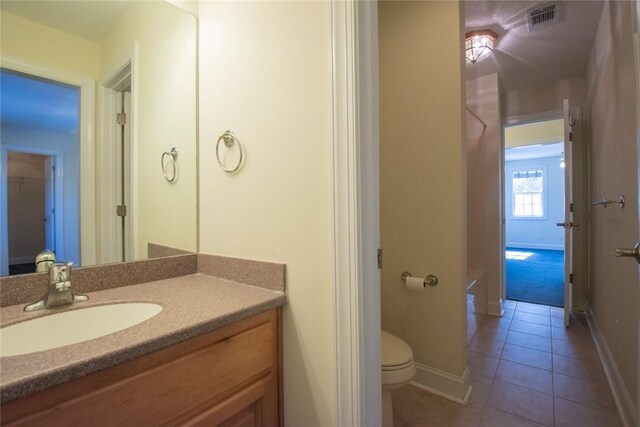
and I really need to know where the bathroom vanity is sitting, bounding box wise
[2,2,286,424]
[0,255,287,427]
[2,309,281,426]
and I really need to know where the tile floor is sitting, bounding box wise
[392,299,622,427]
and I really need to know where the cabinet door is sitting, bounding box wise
[183,374,277,427]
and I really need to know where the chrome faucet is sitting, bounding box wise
[24,262,89,312]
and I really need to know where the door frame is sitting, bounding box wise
[502,107,587,320]
[97,44,138,264]
[631,0,640,423]
[0,56,96,267]
[501,112,564,310]
[502,110,562,311]
[0,146,64,275]
[331,0,381,425]
[43,156,55,251]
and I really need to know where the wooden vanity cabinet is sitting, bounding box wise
[1,308,283,427]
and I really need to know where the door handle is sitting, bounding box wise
[612,242,640,263]
[556,221,580,229]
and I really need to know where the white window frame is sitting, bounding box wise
[509,165,547,220]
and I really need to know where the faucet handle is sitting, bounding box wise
[48,262,73,286]
[35,250,56,273]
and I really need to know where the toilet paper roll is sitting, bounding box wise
[405,276,425,292]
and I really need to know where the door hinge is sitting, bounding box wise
[569,273,574,284]
[570,203,574,213]
[377,248,383,269]
[569,131,573,142]
[117,113,127,126]
[116,205,127,217]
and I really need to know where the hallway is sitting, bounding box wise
[393,300,621,426]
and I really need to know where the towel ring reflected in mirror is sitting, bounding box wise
[216,130,244,173]
[161,147,178,183]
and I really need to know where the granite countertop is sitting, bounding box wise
[0,273,287,404]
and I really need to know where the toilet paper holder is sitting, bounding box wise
[401,271,438,287]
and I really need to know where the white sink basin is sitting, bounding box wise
[0,303,162,357]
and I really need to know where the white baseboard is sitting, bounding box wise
[505,243,564,251]
[410,363,472,405]
[487,299,504,317]
[9,256,35,265]
[586,308,637,427]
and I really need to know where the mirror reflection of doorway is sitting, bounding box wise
[6,153,52,275]
[504,119,566,307]
[0,68,80,275]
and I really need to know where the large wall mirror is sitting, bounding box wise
[0,1,197,276]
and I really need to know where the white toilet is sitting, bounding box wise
[381,330,416,427]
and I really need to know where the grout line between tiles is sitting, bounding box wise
[551,334,556,426]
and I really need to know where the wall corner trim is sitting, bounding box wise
[586,308,637,427]
[410,364,473,405]
[487,299,504,317]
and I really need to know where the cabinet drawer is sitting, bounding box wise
[182,374,277,427]
[3,310,278,427]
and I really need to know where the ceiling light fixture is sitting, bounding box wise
[465,30,499,64]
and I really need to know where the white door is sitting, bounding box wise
[558,98,589,327]
[43,156,55,251]
[561,100,574,327]
[123,91,132,260]
[115,90,132,262]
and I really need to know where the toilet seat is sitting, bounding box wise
[381,330,413,368]
[381,359,413,372]
[381,331,415,386]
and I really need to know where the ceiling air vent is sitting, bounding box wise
[528,4,557,30]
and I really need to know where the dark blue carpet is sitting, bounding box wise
[506,248,564,307]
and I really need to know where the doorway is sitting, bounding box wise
[504,118,566,307]
[6,152,52,275]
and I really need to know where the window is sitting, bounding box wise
[512,169,544,217]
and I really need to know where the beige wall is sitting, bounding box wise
[0,11,100,79]
[379,0,468,381]
[467,74,502,315]
[197,2,336,425]
[586,0,639,405]
[503,77,586,120]
[99,1,197,260]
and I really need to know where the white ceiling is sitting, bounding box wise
[465,1,604,92]
[0,1,131,43]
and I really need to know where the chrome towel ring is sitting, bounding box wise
[216,130,243,173]
[161,147,178,183]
